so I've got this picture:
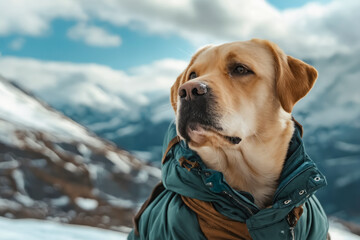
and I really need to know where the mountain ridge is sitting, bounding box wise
[0,76,160,230]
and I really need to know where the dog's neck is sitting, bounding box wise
[193,114,295,209]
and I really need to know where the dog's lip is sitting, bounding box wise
[186,123,207,145]
[187,123,241,145]
[223,136,242,144]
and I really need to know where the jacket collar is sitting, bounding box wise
[161,120,327,220]
[272,121,327,208]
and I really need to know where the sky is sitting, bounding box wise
[0,0,355,70]
[0,0,359,102]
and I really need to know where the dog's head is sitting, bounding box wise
[171,39,317,149]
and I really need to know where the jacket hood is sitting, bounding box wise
[161,120,327,222]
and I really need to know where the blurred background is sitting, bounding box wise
[0,0,360,239]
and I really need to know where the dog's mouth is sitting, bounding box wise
[177,91,241,146]
[186,122,241,145]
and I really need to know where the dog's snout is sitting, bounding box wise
[178,82,208,101]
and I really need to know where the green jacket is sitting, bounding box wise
[128,121,328,240]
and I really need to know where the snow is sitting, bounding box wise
[0,217,358,240]
[0,217,128,240]
[11,169,25,194]
[64,162,78,172]
[95,190,137,209]
[41,147,62,163]
[329,221,360,240]
[77,143,91,161]
[133,170,149,183]
[107,198,135,209]
[0,121,23,147]
[23,135,43,150]
[105,151,131,174]
[51,196,70,207]
[132,150,153,163]
[0,75,158,177]
[0,77,104,147]
[13,193,35,207]
[74,198,98,211]
[0,159,19,169]
[86,164,99,181]
[0,199,21,211]
[142,165,162,179]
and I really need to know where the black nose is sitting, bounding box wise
[178,81,208,101]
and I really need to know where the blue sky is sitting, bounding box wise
[0,19,194,70]
[0,0,335,71]
[267,0,330,9]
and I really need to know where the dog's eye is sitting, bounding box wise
[189,72,197,80]
[231,65,253,76]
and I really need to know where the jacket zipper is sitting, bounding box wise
[287,210,298,240]
[289,227,295,240]
[222,190,254,216]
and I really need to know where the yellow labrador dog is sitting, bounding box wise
[129,39,329,240]
[171,39,317,208]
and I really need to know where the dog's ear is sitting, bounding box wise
[261,40,318,113]
[170,70,186,112]
[278,56,318,113]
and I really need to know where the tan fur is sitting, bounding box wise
[258,39,318,113]
[170,39,317,208]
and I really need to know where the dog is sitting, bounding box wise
[129,39,329,240]
[171,38,317,208]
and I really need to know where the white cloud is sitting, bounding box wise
[0,0,87,36]
[0,56,186,109]
[84,0,359,58]
[8,38,26,51]
[67,22,121,47]
[0,0,359,58]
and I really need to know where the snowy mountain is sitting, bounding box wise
[293,53,360,223]
[1,51,360,225]
[0,76,160,229]
[59,91,174,165]
[0,57,181,164]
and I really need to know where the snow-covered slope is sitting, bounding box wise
[329,220,360,240]
[0,217,359,240]
[0,76,160,229]
[0,57,181,163]
[0,77,105,146]
[0,217,128,240]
